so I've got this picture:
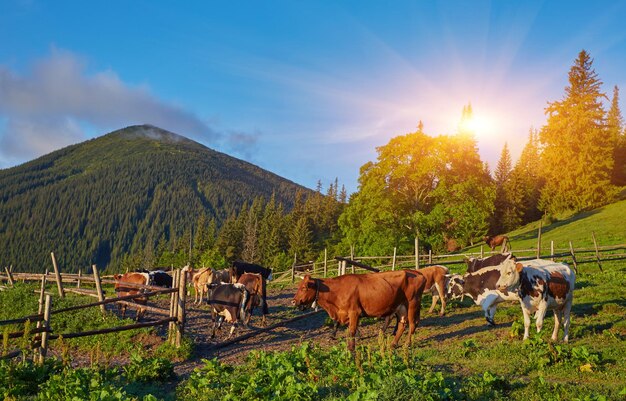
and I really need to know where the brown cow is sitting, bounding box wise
[190,267,214,305]
[237,273,268,326]
[292,270,426,351]
[484,235,509,251]
[113,272,150,320]
[382,265,450,333]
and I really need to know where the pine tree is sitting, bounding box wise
[492,143,515,232]
[608,85,626,185]
[539,50,617,214]
[509,129,543,227]
[289,216,313,263]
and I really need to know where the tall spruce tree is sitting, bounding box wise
[608,85,626,186]
[539,50,617,214]
[492,143,515,232]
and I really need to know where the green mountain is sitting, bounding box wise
[0,125,311,272]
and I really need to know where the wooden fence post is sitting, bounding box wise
[536,221,542,259]
[550,241,555,261]
[569,241,579,274]
[36,274,47,331]
[323,248,327,278]
[291,253,296,283]
[50,252,65,298]
[168,269,180,345]
[428,249,432,264]
[392,247,397,271]
[415,237,419,269]
[480,245,484,258]
[4,266,15,286]
[176,268,188,347]
[77,268,82,289]
[591,232,603,272]
[38,294,52,364]
[92,265,105,314]
[350,246,355,274]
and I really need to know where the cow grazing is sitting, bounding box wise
[237,273,268,326]
[207,283,250,338]
[517,259,575,342]
[465,253,514,273]
[447,257,524,326]
[113,272,150,320]
[292,270,426,351]
[484,235,510,252]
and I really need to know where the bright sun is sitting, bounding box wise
[458,113,497,138]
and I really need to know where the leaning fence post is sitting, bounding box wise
[50,252,65,298]
[4,266,15,286]
[92,265,105,314]
[551,241,555,262]
[38,294,52,364]
[176,268,188,347]
[569,241,579,274]
[536,221,542,259]
[36,274,47,331]
[591,232,603,272]
[291,253,297,283]
[392,247,397,271]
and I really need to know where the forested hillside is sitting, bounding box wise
[0,125,313,272]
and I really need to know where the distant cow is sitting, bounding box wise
[517,259,575,342]
[237,273,268,326]
[447,257,524,326]
[484,235,509,252]
[207,283,250,339]
[189,267,213,305]
[113,272,150,320]
[292,270,426,351]
[230,261,273,282]
[465,253,514,273]
[133,269,173,287]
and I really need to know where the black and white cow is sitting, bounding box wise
[465,253,514,273]
[207,283,250,339]
[447,257,524,326]
[517,259,575,342]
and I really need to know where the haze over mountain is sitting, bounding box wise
[0,125,311,272]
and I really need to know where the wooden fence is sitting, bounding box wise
[282,236,626,283]
[0,260,188,362]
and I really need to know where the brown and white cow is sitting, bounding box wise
[465,253,514,273]
[237,273,268,326]
[447,257,524,326]
[207,283,250,339]
[292,270,426,351]
[517,259,575,342]
[114,272,150,320]
[190,267,213,305]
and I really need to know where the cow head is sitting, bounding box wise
[446,274,465,300]
[292,274,318,310]
[494,258,524,292]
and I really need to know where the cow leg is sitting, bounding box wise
[551,309,562,342]
[535,301,549,334]
[381,315,392,333]
[330,321,339,338]
[428,294,438,315]
[228,322,237,339]
[404,300,420,347]
[347,311,360,352]
[562,301,572,343]
[482,294,498,326]
[392,314,407,348]
[435,282,446,316]
[521,305,532,340]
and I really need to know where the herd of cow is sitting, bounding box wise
[293,253,575,351]
[112,252,575,352]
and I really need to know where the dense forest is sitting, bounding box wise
[1,50,625,273]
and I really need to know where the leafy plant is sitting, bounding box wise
[123,352,175,383]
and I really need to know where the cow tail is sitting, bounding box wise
[239,287,250,322]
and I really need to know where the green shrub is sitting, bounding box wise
[123,352,175,383]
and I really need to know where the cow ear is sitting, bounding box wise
[515,263,524,273]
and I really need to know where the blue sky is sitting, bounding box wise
[2,1,626,194]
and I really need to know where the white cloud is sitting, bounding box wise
[0,49,257,165]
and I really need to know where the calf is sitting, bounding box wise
[447,257,524,326]
[190,267,214,305]
[293,270,426,351]
[517,259,575,342]
[230,261,273,282]
[207,283,250,339]
[237,273,268,326]
[465,253,514,273]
